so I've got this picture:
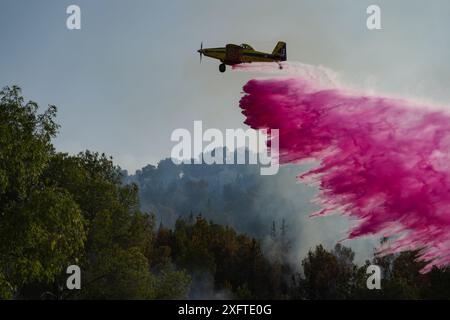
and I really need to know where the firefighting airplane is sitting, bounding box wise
[197,41,287,72]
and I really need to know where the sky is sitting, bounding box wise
[2,0,450,172]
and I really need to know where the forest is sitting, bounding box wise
[1,86,449,299]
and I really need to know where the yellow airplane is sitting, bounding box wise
[197,41,287,73]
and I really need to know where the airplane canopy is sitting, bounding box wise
[240,44,254,50]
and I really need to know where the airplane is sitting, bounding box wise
[197,41,287,73]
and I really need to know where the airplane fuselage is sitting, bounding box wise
[200,46,279,65]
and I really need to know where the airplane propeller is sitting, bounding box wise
[199,42,203,63]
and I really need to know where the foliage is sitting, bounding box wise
[0,87,190,299]
[154,216,295,299]
[0,86,84,298]
[1,86,450,300]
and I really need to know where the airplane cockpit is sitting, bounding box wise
[240,44,254,50]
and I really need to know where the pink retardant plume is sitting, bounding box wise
[239,77,450,273]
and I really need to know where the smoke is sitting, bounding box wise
[238,62,450,273]
[188,270,233,300]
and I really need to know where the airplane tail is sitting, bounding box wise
[272,41,287,61]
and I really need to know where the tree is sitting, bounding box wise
[154,216,292,299]
[0,86,85,298]
[44,151,190,299]
[0,86,191,299]
[298,244,358,299]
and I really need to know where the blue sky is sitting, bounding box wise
[2,0,450,172]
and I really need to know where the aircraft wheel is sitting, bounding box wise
[219,63,226,73]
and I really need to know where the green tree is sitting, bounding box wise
[44,151,190,299]
[0,86,85,298]
[1,86,190,299]
[157,216,290,299]
[298,244,358,299]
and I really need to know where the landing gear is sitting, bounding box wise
[219,63,226,73]
[278,63,283,70]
